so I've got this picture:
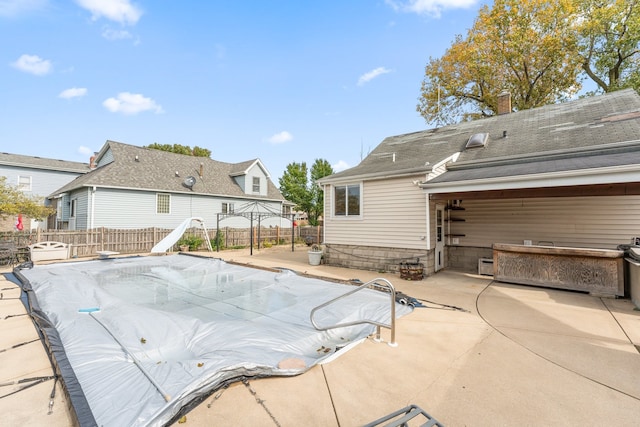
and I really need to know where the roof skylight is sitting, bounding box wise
[465,133,488,149]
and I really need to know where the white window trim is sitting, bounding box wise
[156,193,171,214]
[222,202,235,214]
[70,198,77,218]
[17,175,32,191]
[332,182,363,220]
[252,176,261,193]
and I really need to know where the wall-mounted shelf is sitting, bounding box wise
[445,234,466,237]
[445,218,465,222]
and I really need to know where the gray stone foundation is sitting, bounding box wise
[324,244,434,276]
[446,246,493,274]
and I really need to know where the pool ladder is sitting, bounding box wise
[310,278,398,347]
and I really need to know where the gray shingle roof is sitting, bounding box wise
[0,152,89,173]
[322,89,640,183]
[50,141,286,201]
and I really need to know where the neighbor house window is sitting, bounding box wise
[252,177,260,193]
[334,184,361,217]
[70,199,77,218]
[17,175,31,191]
[222,202,234,214]
[156,193,170,214]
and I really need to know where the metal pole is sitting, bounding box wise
[250,212,253,256]
[216,214,220,252]
[257,215,261,250]
[291,213,295,252]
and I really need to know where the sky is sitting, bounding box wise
[1,0,485,181]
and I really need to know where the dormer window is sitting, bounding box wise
[466,133,488,149]
[252,177,260,193]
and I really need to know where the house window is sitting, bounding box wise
[70,199,77,218]
[282,205,291,216]
[156,193,170,214]
[334,184,361,217]
[252,177,260,193]
[222,202,235,214]
[17,175,31,191]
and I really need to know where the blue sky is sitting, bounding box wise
[1,0,484,181]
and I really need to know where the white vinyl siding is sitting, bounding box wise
[324,176,427,250]
[97,149,114,167]
[0,164,83,201]
[73,190,89,229]
[445,196,640,250]
[89,188,290,229]
[245,163,267,196]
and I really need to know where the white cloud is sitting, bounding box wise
[267,131,293,144]
[10,54,52,75]
[75,0,142,25]
[59,87,88,99]
[332,160,350,172]
[103,92,163,115]
[357,67,392,86]
[0,0,48,17]
[385,0,478,18]
[102,27,132,40]
[77,146,94,156]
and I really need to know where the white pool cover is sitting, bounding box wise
[15,254,412,426]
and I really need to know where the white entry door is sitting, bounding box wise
[435,204,444,272]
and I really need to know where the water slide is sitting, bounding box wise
[150,217,213,253]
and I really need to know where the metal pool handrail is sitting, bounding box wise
[310,278,398,347]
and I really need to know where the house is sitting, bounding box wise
[0,152,89,231]
[318,89,640,277]
[49,140,293,231]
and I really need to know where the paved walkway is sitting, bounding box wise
[1,245,640,426]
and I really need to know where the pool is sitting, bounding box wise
[15,254,412,426]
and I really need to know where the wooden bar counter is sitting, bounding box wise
[492,243,625,297]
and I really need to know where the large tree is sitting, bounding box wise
[0,177,55,220]
[576,0,640,93]
[418,0,580,124]
[417,0,640,125]
[145,143,211,157]
[279,159,334,226]
[309,159,334,225]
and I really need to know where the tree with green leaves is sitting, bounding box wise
[279,159,334,226]
[417,0,640,125]
[575,0,640,94]
[309,159,333,225]
[0,177,55,221]
[418,0,580,125]
[145,143,211,157]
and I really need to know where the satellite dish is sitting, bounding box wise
[183,176,196,190]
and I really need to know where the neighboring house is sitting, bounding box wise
[0,152,89,231]
[49,140,293,231]
[319,89,640,276]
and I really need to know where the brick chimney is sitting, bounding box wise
[89,153,97,169]
[497,91,512,115]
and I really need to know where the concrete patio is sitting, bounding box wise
[1,244,640,426]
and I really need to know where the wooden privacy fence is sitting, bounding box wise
[0,225,323,258]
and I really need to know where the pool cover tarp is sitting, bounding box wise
[15,254,412,426]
